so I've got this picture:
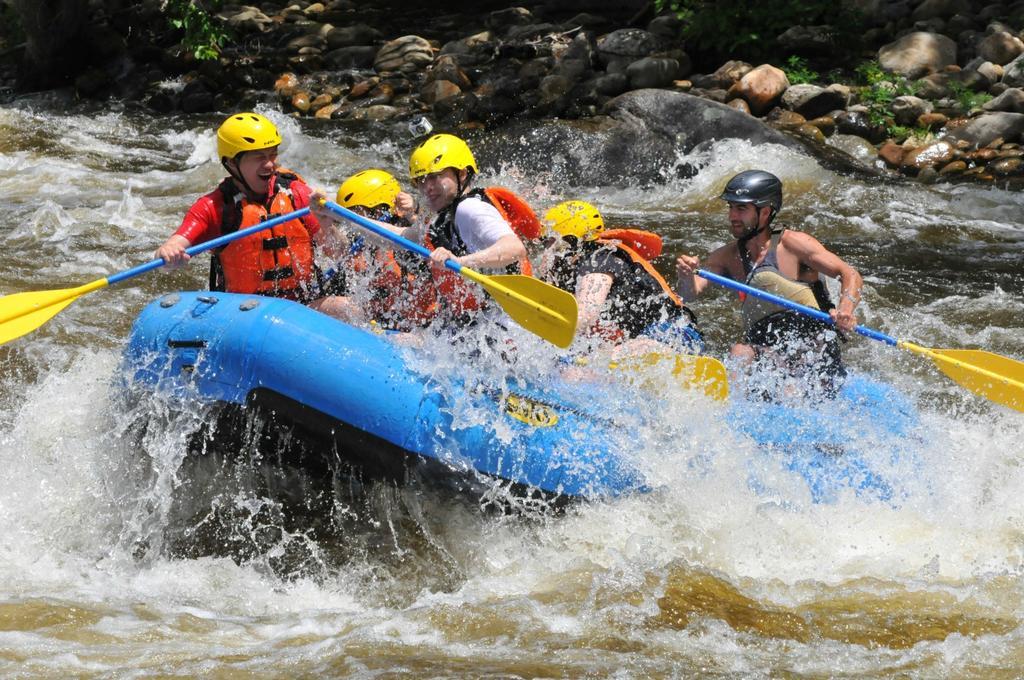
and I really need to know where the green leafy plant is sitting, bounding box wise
[164,0,229,61]
[948,80,993,112]
[855,60,918,136]
[783,56,819,85]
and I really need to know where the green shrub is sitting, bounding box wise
[164,0,229,61]
[784,56,819,85]
[855,60,918,136]
[948,80,993,112]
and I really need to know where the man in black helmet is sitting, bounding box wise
[675,170,863,397]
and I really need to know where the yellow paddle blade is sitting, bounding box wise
[460,270,578,348]
[609,351,730,401]
[0,279,108,346]
[901,342,1024,413]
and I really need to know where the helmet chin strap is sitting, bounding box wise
[736,205,778,274]
[223,154,265,200]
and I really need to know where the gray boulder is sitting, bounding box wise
[596,29,667,67]
[944,111,1024,146]
[983,87,1024,113]
[879,32,957,79]
[626,57,680,89]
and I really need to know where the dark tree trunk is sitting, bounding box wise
[11,0,91,89]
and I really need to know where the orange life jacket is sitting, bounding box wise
[425,187,538,319]
[214,170,315,297]
[351,248,439,330]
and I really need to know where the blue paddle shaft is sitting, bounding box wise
[108,208,312,286]
[323,200,464,275]
[696,268,897,346]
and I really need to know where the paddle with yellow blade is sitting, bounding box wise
[0,208,312,347]
[698,268,1024,412]
[321,199,579,348]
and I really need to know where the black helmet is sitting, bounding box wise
[720,170,783,214]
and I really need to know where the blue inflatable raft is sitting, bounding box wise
[121,292,920,504]
[121,291,648,501]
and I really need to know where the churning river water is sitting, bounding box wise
[1,97,1023,677]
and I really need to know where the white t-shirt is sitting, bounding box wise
[453,195,515,253]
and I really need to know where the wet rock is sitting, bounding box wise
[946,13,976,34]
[914,71,956,99]
[835,110,885,142]
[917,165,939,183]
[217,6,274,33]
[960,59,1001,90]
[912,0,970,21]
[828,133,879,160]
[428,54,472,88]
[596,28,667,67]
[351,104,400,121]
[607,89,801,154]
[326,24,381,49]
[944,111,1024,146]
[287,34,325,51]
[324,46,377,70]
[375,36,434,73]
[439,32,494,67]
[727,98,751,114]
[796,123,827,144]
[647,14,683,40]
[919,111,949,128]
[274,72,300,97]
[349,78,379,99]
[892,95,933,125]
[421,79,461,105]
[777,25,835,55]
[1001,53,1024,87]
[518,58,551,89]
[486,7,533,33]
[968,147,999,161]
[727,64,789,116]
[310,92,333,109]
[989,156,1023,174]
[690,88,729,103]
[291,90,312,112]
[939,159,968,174]
[806,116,836,136]
[767,108,806,127]
[878,32,957,79]
[978,31,1024,65]
[902,139,956,170]
[180,78,215,113]
[365,82,394,105]
[75,68,108,97]
[506,23,559,42]
[781,84,849,120]
[593,72,629,97]
[879,141,907,167]
[984,87,1024,112]
[691,60,752,90]
[539,74,573,102]
[146,88,178,113]
[627,57,680,89]
[288,54,324,74]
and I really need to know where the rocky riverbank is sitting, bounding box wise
[9,0,1024,186]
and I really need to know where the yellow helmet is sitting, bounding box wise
[336,169,401,209]
[408,133,477,179]
[217,112,282,160]
[544,200,605,240]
